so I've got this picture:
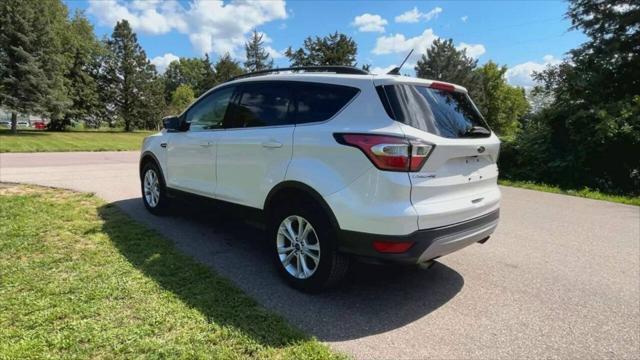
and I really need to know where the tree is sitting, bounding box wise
[244,30,273,72]
[475,61,529,137]
[415,38,482,100]
[54,10,104,130]
[102,20,161,131]
[139,76,166,130]
[169,84,195,115]
[285,32,358,66]
[163,56,215,100]
[214,53,244,83]
[0,0,64,133]
[502,0,640,194]
[37,0,71,130]
[200,54,217,94]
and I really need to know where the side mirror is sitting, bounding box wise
[162,116,182,131]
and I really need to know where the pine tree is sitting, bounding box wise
[37,0,71,130]
[214,53,244,83]
[285,32,358,67]
[199,54,217,94]
[244,30,273,72]
[103,20,160,131]
[0,0,50,133]
[55,10,104,129]
[139,75,166,130]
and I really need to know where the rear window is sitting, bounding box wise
[292,83,359,124]
[378,84,490,138]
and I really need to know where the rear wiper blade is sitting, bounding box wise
[461,126,491,137]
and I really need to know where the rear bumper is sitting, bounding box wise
[338,209,499,264]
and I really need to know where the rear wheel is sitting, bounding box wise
[270,201,349,292]
[141,162,169,215]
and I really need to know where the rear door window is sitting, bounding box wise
[379,84,489,138]
[291,83,359,124]
[226,82,293,128]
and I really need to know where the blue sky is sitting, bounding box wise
[65,0,587,88]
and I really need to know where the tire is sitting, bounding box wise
[270,200,350,292]
[141,161,169,215]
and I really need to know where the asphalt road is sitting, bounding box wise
[1,151,639,359]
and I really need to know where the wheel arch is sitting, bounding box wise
[264,181,340,231]
[139,151,166,184]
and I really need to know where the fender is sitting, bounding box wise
[264,181,340,231]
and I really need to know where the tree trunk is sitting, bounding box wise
[10,112,18,134]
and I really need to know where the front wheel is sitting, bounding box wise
[141,162,169,215]
[271,203,349,292]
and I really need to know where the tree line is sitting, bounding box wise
[0,0,527,136]
[0,0,637,195]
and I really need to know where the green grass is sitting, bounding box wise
[499,179,640,206]
[0,184,342,359]
[0,129,152,152]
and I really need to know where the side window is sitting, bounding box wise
[186,86,235,131]
[226,82,293,128]
[293,83,360,124]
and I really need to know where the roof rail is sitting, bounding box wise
[228,66,369,82]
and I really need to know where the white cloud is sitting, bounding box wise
[456,42,485,59]
[395,7,421,23]
[506,55,561,88]
[88,0,287,57]
[266,46,284,59]
[352,13,388,33]
[150,53,179,73]
[370,64,398,75]
[373,29,486,69]
[395,6,442,23]
[422,7,443,21]
[461,15,468,22]
[373,29,438,63]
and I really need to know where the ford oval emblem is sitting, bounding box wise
[477,146,486,153]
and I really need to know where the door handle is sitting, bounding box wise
[262,141,283,148]
[199,142,213,148]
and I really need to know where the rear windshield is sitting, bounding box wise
[378,84,490,138]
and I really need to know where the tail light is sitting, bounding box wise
[334,133,434,172]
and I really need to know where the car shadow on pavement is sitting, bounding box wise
[104,197,464,342]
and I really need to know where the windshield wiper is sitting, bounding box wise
[461,126,491,138]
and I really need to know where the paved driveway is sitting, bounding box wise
[1,151,639,359]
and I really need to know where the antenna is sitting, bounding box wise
[387,49,414,75]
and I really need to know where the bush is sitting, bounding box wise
[499,105,640,196]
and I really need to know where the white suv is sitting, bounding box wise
[140,66,500,292]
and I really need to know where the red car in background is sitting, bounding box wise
[33,121,46,130]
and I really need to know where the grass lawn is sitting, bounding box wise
[0,129,153,152]
[0,184,341,359]
[499,179,639,206]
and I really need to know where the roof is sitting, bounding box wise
[222,66,467,93]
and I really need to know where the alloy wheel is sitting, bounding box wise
[143,169,160,208]
[276,215,321,279]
